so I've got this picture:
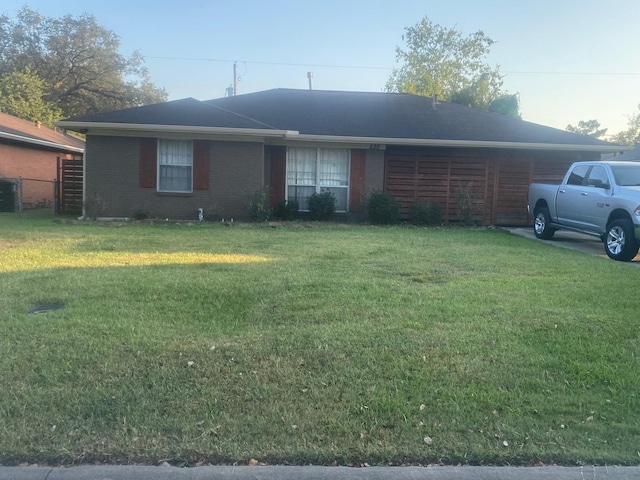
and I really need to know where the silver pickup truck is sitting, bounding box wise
[528,161,640,261]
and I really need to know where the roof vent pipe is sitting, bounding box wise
[307,72,313,90]
[432,94,438,109]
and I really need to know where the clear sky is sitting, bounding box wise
[2,0,639,139]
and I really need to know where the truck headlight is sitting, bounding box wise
[635,205,640,216]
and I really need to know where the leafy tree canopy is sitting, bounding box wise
[0,68,62,126]
[385,16,520,118]
[488,94,521,119]
[0,6,167,119]
[610,105,640,145]
[566,119,608,139]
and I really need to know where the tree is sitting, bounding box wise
[566,119,608,139]
[0,68,62,125]
[488,94,521,119]
[385,16,519,117]
[610,105,640,145]
[448,71,503,111]
[0,6,167,119]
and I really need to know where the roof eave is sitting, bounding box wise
[52,122,630,153]
[285,133,630,153]
[0,130,84,153]
[55,121,295,138]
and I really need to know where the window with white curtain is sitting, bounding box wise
[158,139,193,192]
[287,147,350,211]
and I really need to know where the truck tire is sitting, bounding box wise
[533,207,556,240]
[605,219,639,261]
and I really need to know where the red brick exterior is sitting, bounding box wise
[0,112,84,210]
[0,143,77,208]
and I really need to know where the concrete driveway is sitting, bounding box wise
[505,227,640,265]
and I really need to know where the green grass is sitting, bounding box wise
[1,210,639,466]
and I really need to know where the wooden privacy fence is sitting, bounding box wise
[384,148,577,226]
[56,157,83,214]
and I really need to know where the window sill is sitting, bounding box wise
[156,191,193,197]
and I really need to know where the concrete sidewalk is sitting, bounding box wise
[1,465,640,480]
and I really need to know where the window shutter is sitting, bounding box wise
[139,138,157,188]
[193,140,210,190]
[270,146,286,209]
[349,149,366,212]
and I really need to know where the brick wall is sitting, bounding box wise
[0,143,75,208]
[86,135,264,220]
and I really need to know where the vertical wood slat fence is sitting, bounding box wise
[384,149,577,226]
[56,157,83,214]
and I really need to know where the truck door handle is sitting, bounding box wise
[559,189,565,193]
[581,192,588,196]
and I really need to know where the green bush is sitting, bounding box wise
[247,190,271,222]
[455,181,476,226]
[367,191,399,224]
[307,191,336,221]
[273,199,299,220]
[409,201,444,226]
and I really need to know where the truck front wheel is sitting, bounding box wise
[605,219,639,261]
[533,207,556,240]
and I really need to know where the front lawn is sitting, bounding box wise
[1,211,638,466]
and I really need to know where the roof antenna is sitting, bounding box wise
[307,72,313,90]
[233,61,238,96]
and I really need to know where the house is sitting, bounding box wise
[56,89,626,225]
[0,112,85,212]
[602,144,640,161]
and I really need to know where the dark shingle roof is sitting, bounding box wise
[65,97,276,130]
[205,89,612,147]
[60,89,621,150]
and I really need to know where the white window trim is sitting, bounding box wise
[157,139,193,193]
[286,147,351,213]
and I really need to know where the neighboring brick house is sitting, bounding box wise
[57,89,628,225]
[0,112,84,212]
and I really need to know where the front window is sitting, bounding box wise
[158,139,192,192]
[287,147,350,211]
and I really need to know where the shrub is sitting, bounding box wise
[274,199,299,220]
[367,191,399,224]
[307,190,336,221]
[409,201,444,226]
[247,190,271,222]
[455,181,476,226]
